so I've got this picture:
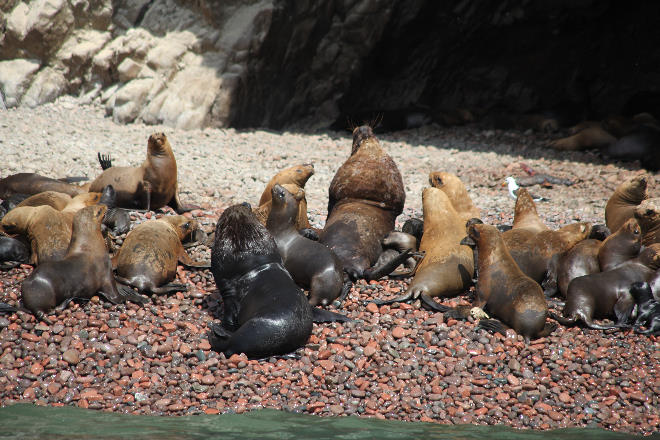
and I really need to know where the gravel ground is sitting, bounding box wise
[0,96,658,434]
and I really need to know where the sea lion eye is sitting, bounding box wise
[634,228,640,235]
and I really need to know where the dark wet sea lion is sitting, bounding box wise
[550,219,641,298]
[551,244,660,330]
[21,205,146,323]
[97,185,131,236]
[375,188,473,307]
[377,231,420,274]
[254,183,313,234]
[89,133,192,213]
[402,218,424,244]
[113,215,210,294]
[0,236,29,269]
[0,173,87,199]
[458,223,556,341]
[320,125,406,280]
[429,171,480,222]
[1,206,72,265]
[629,282,660,335]
[605,175,648,233]
[267,185,347,306]
[634,198,660,246]
[209,203,347,359]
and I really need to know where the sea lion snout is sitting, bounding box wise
[241,201,252,210]
[272,184,286,200]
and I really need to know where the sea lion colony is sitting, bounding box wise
[0,127,659,361]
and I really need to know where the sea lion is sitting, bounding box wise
[113,215,210,294]
[549,126,616,151]
[551,244,660,330]
[374,188,474,307]
[89,133,192,213]
[319,125,406,280]
[604,125,660,171]
[634,198,660,246]
[0,173,87,199]
[629,282,660,335]
[1,206,72,265]
[255,164,315,232]
[456,223,556,341]
[16,191,73,210]
[549,218,642,298]
[97,185,131,236]
[376,230,420,275]
[0,235,29,269]
[208,203,347,359]
[266,185,347,306]
[605,175,648,233]
[21,205,146,323]
[429,171,480,222]
[254,183,313,234]
[402,218,424,244]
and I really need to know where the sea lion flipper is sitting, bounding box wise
[371,291,413,306]
[476,318,509,335]
[363,248,414,281]
[299,228,319,241]
[148,283,188,294]
[97,153,113,170]
[311,307,352,323]
[34,311,54,325]
[0,302,17,313]
[116,284,149,304]
[419,294,453,313]
[178,251,211,269]
[0,260,23,270]
[208,322,233,352]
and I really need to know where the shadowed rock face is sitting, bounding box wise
[1,0,659,130]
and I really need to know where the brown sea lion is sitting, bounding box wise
[255,164,315,232]
[605,175,648,233]
[208,203,348,359]
[551,244,660,330]
[510,188,548,233]
[320,125,406,280]
[1,206,72,265]
[113,215,210,294]
[429,171,480,222]
[0,173,87,199]
[16,191,74,210]
[549,218,642,298]
[266,184,347,306]
[89,133,192,213]
[254,183,313,233]
[374,187,473,307]
[21,205,147,323]
[458,223,556,341]
[549,126,616,151]
[634,198,660,246]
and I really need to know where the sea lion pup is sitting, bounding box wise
[89,133,193,213]
[376,230,421,275]
[266,185,348,306]
[549,126,616,151]
[1,206,72,265]
[0,235,29,269]
[634,198,660,246]
[255,164,315,234]
[429,171,480,222]
[629,282,660,335]
[320,125,408,281]
[455,223,556,341]
[113,215,210,294]
[551,244,660,330]
[208,203,348,359]
[373,188,474,308]
[21,205,147,323]
[605,175,648,233]
[402,218,424,244]
[96,185,131,236]
[548,218,642,298]
[0,173,88,199]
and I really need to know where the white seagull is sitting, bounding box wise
[505,176,549,202]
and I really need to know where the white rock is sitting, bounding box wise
[112,78,154,123]
[0,59,41,107]
[21,67,67,107]
[117,58,143,82]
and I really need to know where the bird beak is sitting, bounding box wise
[501,181,507,187]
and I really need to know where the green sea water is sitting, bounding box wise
[0,404,655,440]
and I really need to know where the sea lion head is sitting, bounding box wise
[98,185,117,208]
[288,164,315,187]
[0,206,33,234]
[619,175,648,202]
[270,184,303,226]
[148,132,172,157]
[634,198,659,224]
[212,203,278,265]
[75,204,107,227]
[163,215,200,242]
[351,125,375,155]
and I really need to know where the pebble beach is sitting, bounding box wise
[0,97,658,435]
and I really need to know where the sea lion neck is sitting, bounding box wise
[267,189,298,235]
[67,206,106,254]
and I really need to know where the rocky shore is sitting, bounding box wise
[0,97,658,435]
